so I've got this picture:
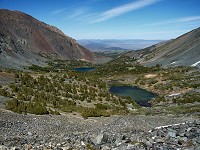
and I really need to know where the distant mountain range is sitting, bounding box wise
[78,39,162,51]
[126,27,200,68]
[0,9,102,69]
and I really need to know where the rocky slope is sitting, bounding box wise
[126,27,200,68]
[0,108,199,150]
[0,9,96,69]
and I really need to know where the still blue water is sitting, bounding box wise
[73,67,95,72]
[109,86,157,107]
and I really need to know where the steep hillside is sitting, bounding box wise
[0,9,96,69]
[126,27,200,68]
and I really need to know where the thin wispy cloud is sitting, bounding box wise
[63,7,90,22]
[139,30,188,35]
[178,16,200,22]
[90,0,161,23]
[52,8,68,15]
[70,8,88,18]
[78,13,97,22]
[147,15,200,26]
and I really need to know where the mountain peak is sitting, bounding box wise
[0,9,96,69]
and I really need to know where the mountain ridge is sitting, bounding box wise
[0,9,97,69]
[125,27,200,68]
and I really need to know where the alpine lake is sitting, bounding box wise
[74,67,157,107]
[73,67,96,72]
[109,86,157,107]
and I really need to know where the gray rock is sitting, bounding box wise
[101,145,111,150]
[155,138,164,143]
[27,132,32,136]
[93,133,108,145]
[0,108,199,150]
[195,146,200,150]
[0,145,9,150]
[11,147,20,150]
[167,128,177,138]
[61,147,69,150]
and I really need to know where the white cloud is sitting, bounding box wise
[90,0,160,23]
[147,16,200,26]
[178,16,200,22]
[52,8,68,15]
[64,7,90,22]
[70,8,88,18]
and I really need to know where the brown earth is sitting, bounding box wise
[0,9,103,69]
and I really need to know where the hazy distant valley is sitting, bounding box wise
[78,39,162,51]
[0,9,200,150]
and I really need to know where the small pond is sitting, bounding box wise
[73,67,95,72]
[109,86,157,107]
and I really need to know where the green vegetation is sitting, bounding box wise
[172,93,200,104]
[5,98,49,115]
[1,57,200,117]
[29,64,57,72]
[0,88,10,97]
[167,104,200,115]
[3,66,136,116]
[152,91,200,105]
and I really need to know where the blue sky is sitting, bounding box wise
[0,0,200,40]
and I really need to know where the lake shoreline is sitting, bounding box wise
[109,85,157,107]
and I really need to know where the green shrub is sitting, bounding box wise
[30,102,49,115]
[0,88,10,97]
[61,106,75,113]
[6,99,49,115]
[95,103,110,110]
[140,80,145,85]
[80,108,110,119]
[5,98,26,113]
[49,109,60,115]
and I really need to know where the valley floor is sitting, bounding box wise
[0,107,199,150]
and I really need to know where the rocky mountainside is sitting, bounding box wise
[126,27,200,68]
[0,9,96,69]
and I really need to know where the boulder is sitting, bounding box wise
[93,133,109,145]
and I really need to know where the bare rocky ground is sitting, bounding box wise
[0,72,13,86]
[0,105,199,150]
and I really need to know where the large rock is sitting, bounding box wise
[93,133,109,145]
[167,128,177,138]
